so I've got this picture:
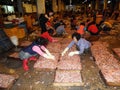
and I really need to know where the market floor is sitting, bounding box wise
[1,22,120,90]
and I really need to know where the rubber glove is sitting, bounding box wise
[61,47,69,56]
[68,52,75,56]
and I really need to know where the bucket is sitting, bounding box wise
[10,36,19,46]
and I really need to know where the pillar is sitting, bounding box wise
[37,0,45,15]
[61,0,65,11]
[0,5,2,14]
[116,0,120,10]
[95,0,99,10]
[58,0,62,12]
[119,1,120,10]
[52,0,58,12]
[91,0,95,10]
[103,0,107,10]
[17,0,24,14]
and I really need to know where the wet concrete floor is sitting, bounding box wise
[0,22,120,90]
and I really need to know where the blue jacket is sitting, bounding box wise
[22,42,38,55]
[68,38,91,54]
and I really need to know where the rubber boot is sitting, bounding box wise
[29,56,37,61]
[23,59,29,71]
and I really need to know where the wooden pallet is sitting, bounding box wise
[57,60,82,71]
[33,59,58,71]
[34,53,60,71]
[53,70,84,86]
[99,70,120,86]
[53,82,84,86]
[112,48,120,58]
[34,68,57,72]
[0,74,19,89]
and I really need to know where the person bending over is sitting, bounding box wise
[99,21,112,34]
[40,29,58,42]
[87,21,99,35]
[54,21,66,37]
[76,22,85,37]
[19,37,55,71]
[61,32,91,56]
